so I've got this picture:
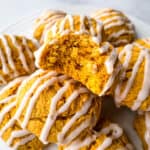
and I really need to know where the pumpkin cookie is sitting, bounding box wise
[16,70,101,145]
[134,112,150,150]
[114,41,150,111]
[91,8,136,47]
[45,14,105,44]
[33,10,66,44]
[59,121,133,150]
[0,34,39,85]
[35,31,121,96]
[0,77,43,150]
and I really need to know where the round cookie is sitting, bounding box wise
[0,34,39,85]
[45,14,105,44]
[33,10,66,44]
[0,77,43,150]
[114,41,150,111]
[59,121,133,150]
[16,70,101,145]
[91,8,136,47]
[35,31,121,96]
[134,112,150,150]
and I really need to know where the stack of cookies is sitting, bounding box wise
[0,8,149,150]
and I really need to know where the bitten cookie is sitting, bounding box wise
[35,31,121,96]
[16,70,101,145]
[0,34,39,85]
[114,40,150,111]
[33,10,66,44]
[59,121,133,150]
[0,77,43,150]
[134,112,150,150]
[91,8,136,47]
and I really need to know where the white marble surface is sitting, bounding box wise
[0,0,150,29]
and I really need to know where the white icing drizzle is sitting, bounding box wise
[0,47,9,74]
[111,39,129,46]
[8,35,30,72]
[12,134,35,150]
[145,112,150,149]
[0,35,18,77]
[22,37,34,59]
[93,11,120,19]
[7,130,30,146]
[104,21,132,30]
[0,101,16,124]
[0,76,27,97]
[105,49,118,74]
[65,134,97,150]
[115,44,150,110]
[96,124,123,150]
[0,95,16,104]
[63,123,123,150]
[99,47,120,96]
[97,137,112,150]
[102,16,125,25]
[131,49,150,110]
[99,42,111,54]
[0,117,15,137]
[107,30,134,41]
[100,63,121,96]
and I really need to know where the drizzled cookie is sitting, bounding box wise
[0,34,39,85]
[16,70,101,144]
[114,40,150,111]
[92,8,136,47]
[0,77,43,150]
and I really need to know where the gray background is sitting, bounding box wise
[0,0,150,29]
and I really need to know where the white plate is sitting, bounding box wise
[0,10,150,150]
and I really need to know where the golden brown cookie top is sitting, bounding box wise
[92,8,136,47]
[33,9,66,43]
[45,14,105,44]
